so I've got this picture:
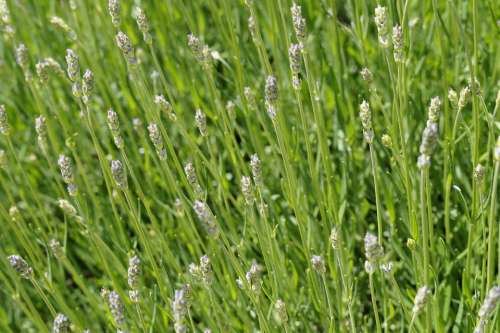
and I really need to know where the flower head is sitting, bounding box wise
[50,16,76,40]
[82,69,94,104]
[127,255,141,289]
[291,3,306,42]
[0,104,10,135]
[195,109,207,136]
[250,154,263,187]
[188,33,211,69]
[417,97,441,169]
[111,160,127,189]
[374,6,389,47]
[265,75,278,118]
[419,122,438,157]
[361,67,373,83]
[412,286,431,316]
[184,162,203,198]
[9,205,21,222]
[474,164,485,185]
[241,261,263,295]
[428,96,441,123]
[53,313,70,333]
[58,155,77,196]
[172,284,192,329]
[7,255,33,279]
[103,290,126,326]
[193,200,219,236]
[154,95,176,121]
[330,227,338,249]
[49,239,65,259]
[311,255,326,273]
[289,43,303,89]
[147,123,166,160]
[58,199,77,217]
[364,232,383,265]
[116,31,136,65]
[65,49,79,82]
[135,7,151,43]
[458,86,471,110]
[189,255,213,285]
[15,44,29,70]
[392,25,403,62]
[36,58,64,82]
[108,0,120,26]
[274,299,288,324]
[241,176,254,205]
[35,115,48,150]
[107,109,123,149]
[248,15,257,42]
[58,155,75,184]
[478,286,500,320]
[359,100,374,143]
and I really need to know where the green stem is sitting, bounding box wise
[369,273,382,333]
[31,278,56,317]
[369,143,384,245]
[420,168,432,331]
[487,162,499,290]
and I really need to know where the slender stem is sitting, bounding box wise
[487,162,499,290]
[389,274,408,319]
[321,274,335,331]
[420,168,431,331]
[408,316,415,333]
[369,143,383,245]
[369,273,382,333]
[31,278,56,317]
[335,252,356,332]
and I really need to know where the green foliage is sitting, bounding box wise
[0,0,499,332]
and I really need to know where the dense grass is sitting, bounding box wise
[0,0,499,332]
